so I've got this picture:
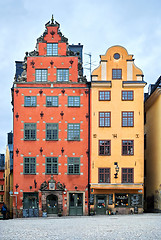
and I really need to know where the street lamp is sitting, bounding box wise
[114,162,119,179]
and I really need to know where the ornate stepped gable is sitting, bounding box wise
[14,15,86,83]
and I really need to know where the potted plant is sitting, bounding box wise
[58,209,62,217]
[90,208,95,216]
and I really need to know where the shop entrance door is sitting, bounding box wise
[96,195,106,215]
[69,193,83,216]
[23,192,39,217]
[47,194,58,214]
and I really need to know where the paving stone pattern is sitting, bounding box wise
[0,214,161,240]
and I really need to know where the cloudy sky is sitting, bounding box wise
[0,0,161,153]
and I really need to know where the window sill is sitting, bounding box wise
[23,173,36,175]
[98,182,111,184]
[67,139,80,141]
[68,106,80,108]
[121,182,134,184]
[45,173,58,175]
[99,126,111,128]
[99,154,111,156]
[122,154,134,156]
[24,139,37,141]
[46,139,58,141]
[35,81,48,83]
[122,126,134,127]
[67,173,80,175]
[46,106,58,107]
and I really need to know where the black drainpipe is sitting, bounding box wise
[87,81,91,216]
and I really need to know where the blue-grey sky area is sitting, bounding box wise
[0,0,161,153]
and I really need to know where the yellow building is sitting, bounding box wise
[5,132,13,218]
[90,46,146,214]
[144,77,161,212]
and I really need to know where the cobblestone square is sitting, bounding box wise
[0,213,161,240]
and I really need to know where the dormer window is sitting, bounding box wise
[47,43,58,56]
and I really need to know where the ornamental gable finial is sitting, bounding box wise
[51,14,54,24]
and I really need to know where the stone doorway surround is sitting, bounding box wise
[41,190,63,213]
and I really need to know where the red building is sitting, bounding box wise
[12,17,90,217]
[0,154,5,217]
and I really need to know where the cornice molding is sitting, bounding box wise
[91,81,112,88]
[90,183,143,190]
[123,81,146,88]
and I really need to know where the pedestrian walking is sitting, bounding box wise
[1,203,7,220]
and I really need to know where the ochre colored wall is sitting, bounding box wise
[145,92,161,210]
[91,45,145,192]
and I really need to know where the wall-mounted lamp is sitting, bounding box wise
[114,162,119,179]
[34,179,37,188]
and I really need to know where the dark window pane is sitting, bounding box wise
[112,69,122,79]
[98,168,110,183]
[24,157,36,174]
[68,157,80,174]
[45,157,58,174]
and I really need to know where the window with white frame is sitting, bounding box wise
[24,96,37,107]
[35,69,48,82]
[68,96,80,107]
[46,96,58,107]
[57,69,69,82]
[68,123,80,141]
[47,43,58,56]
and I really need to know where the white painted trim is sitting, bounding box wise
[127,61,133,81]
[101,61,106,80]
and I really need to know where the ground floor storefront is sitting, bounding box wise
[12,178,88,218]
[90,186,143,215]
